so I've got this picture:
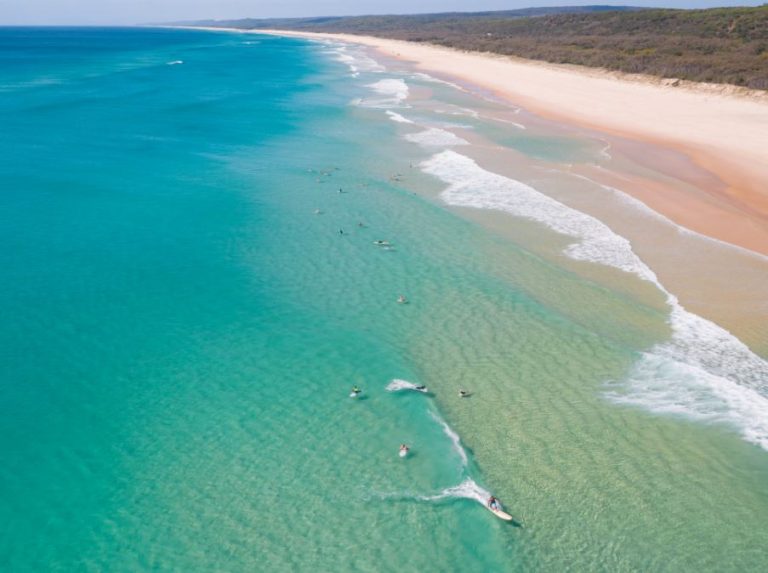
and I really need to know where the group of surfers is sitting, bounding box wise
[349,384,501,513]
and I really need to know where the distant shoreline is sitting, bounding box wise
[179,26,768,257]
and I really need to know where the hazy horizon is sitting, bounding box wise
[1,0,764,26]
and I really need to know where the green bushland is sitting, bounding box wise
[190,6,768,90]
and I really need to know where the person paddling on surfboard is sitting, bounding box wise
[351,385,361,396]
[488,496,501,511]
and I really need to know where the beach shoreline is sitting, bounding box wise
[231,28,768,257]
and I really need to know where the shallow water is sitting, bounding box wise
[1,28,767,572]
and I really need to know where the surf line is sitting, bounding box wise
[421,149,768,452]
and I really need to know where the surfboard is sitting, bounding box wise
[399,448,409,458]
[487,505,514,521]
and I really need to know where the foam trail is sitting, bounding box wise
[421,149,768,451]
[430,411,469,466]
[417,478,491,505]
[405,128,469,148]
[373,478,491,508]
[386,379,421,392]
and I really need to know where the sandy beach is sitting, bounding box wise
[244,29,768,256]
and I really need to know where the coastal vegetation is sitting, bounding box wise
[192,5,768,89]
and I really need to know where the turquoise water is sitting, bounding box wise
[2,28,767,571]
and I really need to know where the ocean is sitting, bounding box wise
[1,27,767,571]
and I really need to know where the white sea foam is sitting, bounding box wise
[571,170,768,263]
[357,78,409,108]
[431,120,474,130]
[405,128,469,148]
[421,149,768,451]
[374,478,492,511]
[608,182,768,263]
[0,77,61,92]
[430,411,469,466]
[386,379,424,392]
[166,60,183,65]
[421,150,658,283]
[607,352,768,449]
[322,44,385,77]
[411,72,465,91]
[490,117,527,130]
[417,478,491,505]
[434,106,480,119]
[385,111,415,124]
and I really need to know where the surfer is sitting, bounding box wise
[399,444,409,457]
[415,385,427,391]
[397,295,407,304]
[488,496,500,511]
[459,389,470,398]
[351,385,361,396]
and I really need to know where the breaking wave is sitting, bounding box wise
[385,111,415,124]
[405,127,469,148]
[356,78,409,109]
[430,411,469,467]
[421,149,768,451]
[322,43,385,76]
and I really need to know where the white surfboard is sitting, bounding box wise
[487,504,514,521]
